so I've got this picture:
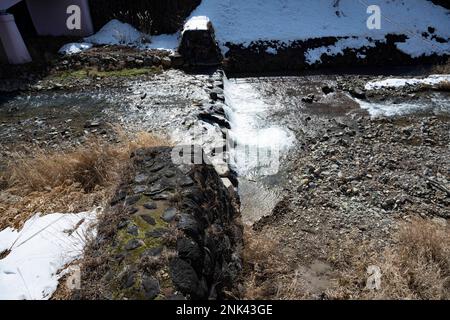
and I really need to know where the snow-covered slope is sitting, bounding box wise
[189,0,450,57]
[0,210,98,300]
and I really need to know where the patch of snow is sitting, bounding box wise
[365,75,450,90]
[305,37,379,65]
[189,0,450,57]
[0,209,99,300]
[266,47,278,55]
[84,19,150,46]
[144,33,179,52]
[182,16,211,34]
[58,42,93,55]
[60,20,179,55]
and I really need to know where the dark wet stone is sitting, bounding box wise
[128,207,139,215]
[169,258,206,299]
[134,173,148,183]
[164,170,176,178]
[151,192,172,201]
[162,207,178,222]
[177,214,200,237]
[143,202,157,210]
[126,195,141,205]
[133,185,147,194]
[150,162,165,172]
[145,183,166,196]
[146,228,170,238]
[177,237,203,267]
[141,246,163,257]
[125,239,144,251]
[127,224,139,236]
[178,176,194,187]
[142,275,160,299]
[118,219,129,229]
[111,190,126,205]
[322,85,334,95]
[121,272,135,289]
[141,215,156,226]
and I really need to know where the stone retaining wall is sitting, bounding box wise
[77,146,242,300]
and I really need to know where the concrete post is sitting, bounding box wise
[0,12,32,64]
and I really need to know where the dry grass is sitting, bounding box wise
[241,228,310,300]
[436,81,450,92]
[327,218,450,300]
[433,59,450,74]
[0,131,170,230]
[242,218,449,300]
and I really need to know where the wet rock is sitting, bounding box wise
[177,214,201,238]
[134,173,148,183]
[350,87,366,99]
[141,246,163,257]
[126,195,141,205]
[169,258,206,299]
[322,85,334,95]
[125,239,144,251]
[127,224,139,236]
[302,94,315,103]
[141,215,156,226]
[151,192,173,201]
[178,176,194,187]
[121,271,136,289]
[162,207,178,222]
[142,275,160,299]
[161,57,172,69]
[84,120,101,128]
[143,202,157,210]
[146,228,170,238]
[133,185,147,194]
[118,219,129,229]
[177,237,203,268]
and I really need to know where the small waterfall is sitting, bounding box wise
[223,76,294,179]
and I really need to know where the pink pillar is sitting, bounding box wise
[26,0,93,37]
[0,13,32,64]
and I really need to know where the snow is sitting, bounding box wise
[365,74,450,90]
[145,33,179,51]
[59,20,179,55]
[84,19,150,46]
[0,209,99,300]
[58,42,93,55]
[189,0,450,57]
[305,37,377,64]
[183,16,211,34]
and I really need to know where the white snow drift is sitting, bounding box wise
[365,74,450,90]
[189,0,450,58]
[59,19,179,55]
[0,209,99,300]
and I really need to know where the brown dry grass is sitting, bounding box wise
[433,59,450,74]
[327,218,450,300]
[243,218,449,300]
[241,227,310,300]
[436,81,450,92]
[0,131,170,230]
